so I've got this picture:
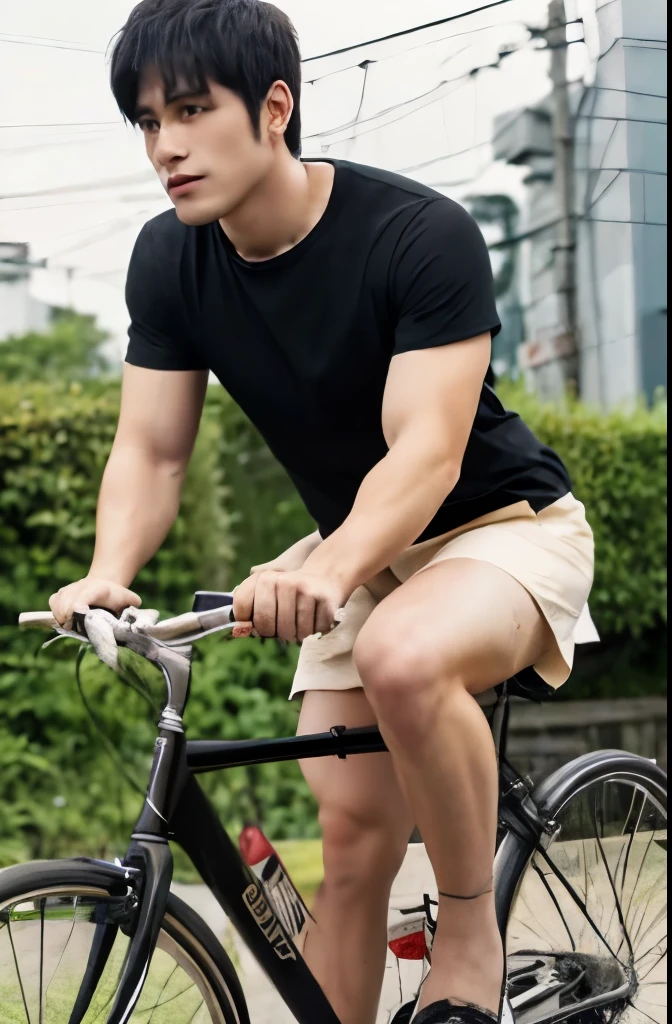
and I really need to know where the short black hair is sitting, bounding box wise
[110,0,302,157]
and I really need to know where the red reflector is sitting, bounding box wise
[239,824,275,866]
[388,931,428,961]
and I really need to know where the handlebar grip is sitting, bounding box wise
[19,611,59,630]
[145,604,235,640]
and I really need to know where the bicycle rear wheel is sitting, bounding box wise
[498,752,667,1023]
[0,859,249,1024]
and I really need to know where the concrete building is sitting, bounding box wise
[493,0,667,406]
[0,242,52,342]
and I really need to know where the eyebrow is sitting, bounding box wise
[134,87,210,119]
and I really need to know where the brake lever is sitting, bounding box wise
[42,627,90,649]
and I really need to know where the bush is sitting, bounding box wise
[496,381,667,699]
[0,380,235,868]
[0,311,111,383]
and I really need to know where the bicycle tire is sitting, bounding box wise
[495,750,667,1023]
[0,858,250,1024]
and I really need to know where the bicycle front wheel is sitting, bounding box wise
[0,859,249,1024]
[498,751,667,1023]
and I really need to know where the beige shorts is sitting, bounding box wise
[264,493,596,699]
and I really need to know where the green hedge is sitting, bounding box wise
[496,382,667,638]
[496,382,667,699]
[0,381,314,869]
[0,375,666,869]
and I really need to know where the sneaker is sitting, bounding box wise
[413,1002,497,1024]
[413,994,515,1024]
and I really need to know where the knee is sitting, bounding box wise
[319,803,407,897]
[353,626,464,733]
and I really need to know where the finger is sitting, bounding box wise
[276,580,298,644]
[49,591,70,627]
[233,575,258,623]
[296,591,317,643]
[315,599,337,638]
[105,586,141,614]
[253,573,279,638]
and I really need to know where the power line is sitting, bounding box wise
[0,197,149,213]
[0,130,116,154]
[0,36,104,54]
[397,113,518,174]
[304,19,528,84]
[308,39,527,149]
[0,171,154,201]
[302,0,518,63]
[0,121,118,129]
[304,44,473,141]
[48,215,148,262]
[0,31,91,45]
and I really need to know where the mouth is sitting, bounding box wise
[167,174,205,196]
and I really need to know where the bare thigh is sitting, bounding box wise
[355,557,554,697]
[298,689,414,856]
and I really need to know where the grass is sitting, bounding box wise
[276,839,323,906]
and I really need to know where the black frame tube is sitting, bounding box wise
[186,724,387,772]
[169,775,342,1024]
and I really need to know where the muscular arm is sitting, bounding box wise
[50,364,208,622]
[91,364,208,584]
[303,334,491,592]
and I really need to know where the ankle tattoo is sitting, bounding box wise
[437,884,494,901]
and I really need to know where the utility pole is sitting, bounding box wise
[547,0,578,389]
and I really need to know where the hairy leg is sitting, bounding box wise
[353,558,553,1014]
[298,688,414,1024]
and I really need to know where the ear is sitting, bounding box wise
[264,80,294,141]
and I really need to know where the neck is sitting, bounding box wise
[220,154,334,262]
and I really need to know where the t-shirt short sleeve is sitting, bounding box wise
[392,198,501,356]
[125,218,208,371]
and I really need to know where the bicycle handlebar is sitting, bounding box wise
[18,604,237,641]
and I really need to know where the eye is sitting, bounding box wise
[182,104,206,119]
[138,119,160,135]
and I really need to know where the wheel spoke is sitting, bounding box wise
[507,774,667,1021]
[147,962,178,1020]
[534,841,625,964]
[6,914,32,1024]
[39,898,45,1024]
[624,827,658,932]
[44,895,80,1007]
[638,946,668,983]
[592,789,634,962]
[0,888,231,1024]
[532,860,576,951]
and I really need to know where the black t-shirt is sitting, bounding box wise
[126,159,570,542]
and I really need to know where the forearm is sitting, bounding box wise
[304,432,459,593]
[89,443,186,586]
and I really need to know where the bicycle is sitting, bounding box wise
[2,591,667,1024]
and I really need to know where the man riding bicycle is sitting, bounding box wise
[50,2,595,1022]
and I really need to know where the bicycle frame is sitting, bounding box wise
[73,627,548,1024]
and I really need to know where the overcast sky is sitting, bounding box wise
[0,0,592,355]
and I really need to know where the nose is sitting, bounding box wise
[153,123,188,170]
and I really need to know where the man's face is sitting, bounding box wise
[135,68,275,225]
